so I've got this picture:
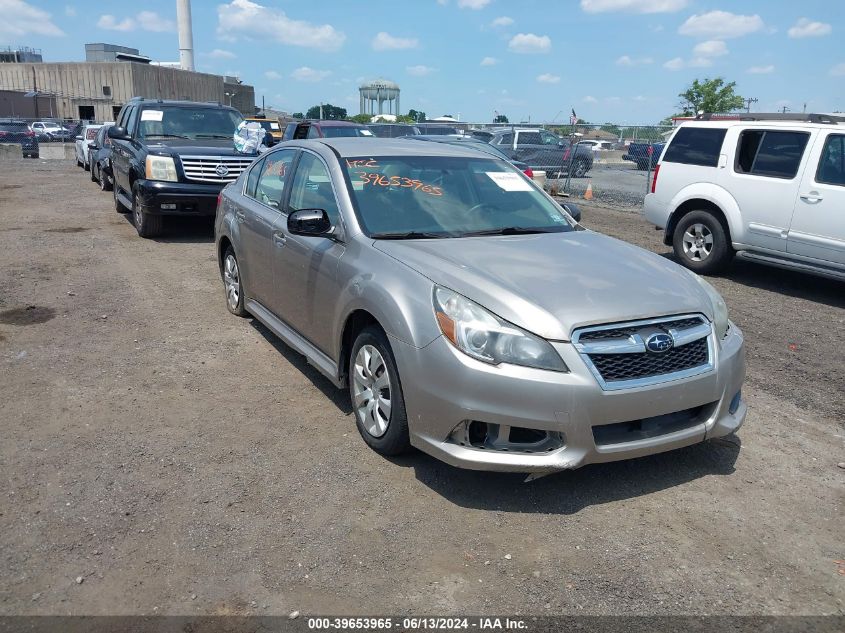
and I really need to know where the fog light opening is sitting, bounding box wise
[449,421,565,454]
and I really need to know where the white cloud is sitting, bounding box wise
[633,95,647,102]
[688,56,713,68]
[491,16,513,27]
[407,64,436,76]
[747,65,774,74]
[679,11,765,39]
[615,55,653,66]
[217,0,345,52]
[291,66,331,82]
[136,11,174,32]
[0,0,64,38]
[480,56,498,66]
[831,62,845,77]
[583,95,598,103]
[371,31,418,50]
[693,40,728,57]
[788,18,832,39]
[536,73,560,83]
[64,5,76,17]
[206,49,236,60]
[663,57,685,71]
[264,70,282,80]
[581,0,688,13]
[458,0,491,8]
[508,33,551,54]
[97,14,134,31]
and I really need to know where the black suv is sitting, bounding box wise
[109,98,256,238]
[0,120,39,158]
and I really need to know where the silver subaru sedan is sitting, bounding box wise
[214,138,746,474]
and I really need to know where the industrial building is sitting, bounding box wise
[0,1,254,121]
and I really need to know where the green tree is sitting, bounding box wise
[291,112,304,119]
[678,78,744,116]
[493,114,509,124]
[407,109,426,123]
[348,113,372,124]
[394,114,415,123]
[305,103,347,120]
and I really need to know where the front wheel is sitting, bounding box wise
[132,191,163,238]
[349,327,410,457]
[672,210,734,274]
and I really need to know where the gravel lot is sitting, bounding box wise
[1,159,843,617]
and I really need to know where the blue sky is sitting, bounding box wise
[2,0,843,123]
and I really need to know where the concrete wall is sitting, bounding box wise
[39,144,76,160]
[0,144,22,160]
[0,90,57,119]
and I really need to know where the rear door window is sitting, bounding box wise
[253,150,296,210]
[518,132,542,145]
[735,130,810,179]
[816,134,845,187]
[663,127,726,167]
[496,133,513,146]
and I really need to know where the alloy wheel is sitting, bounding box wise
[223,254,240,311]
[682,222,714,262]
[352,345,392,438]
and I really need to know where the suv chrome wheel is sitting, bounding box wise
[353,345,392,438]
[223,254,241,312]
[682,223,713,262]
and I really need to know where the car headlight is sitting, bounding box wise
[145,155,178,182]
[433,287,568,372]
[693,275,729,338]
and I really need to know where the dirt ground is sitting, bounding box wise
[0,159,843,617]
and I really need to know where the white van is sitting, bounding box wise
[644,113,845,281]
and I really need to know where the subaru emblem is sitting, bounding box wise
[645,332,674,354]
[215,163,229,177]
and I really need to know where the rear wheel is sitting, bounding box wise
[222,247,248,317]
[132,190,163,238]
[672,210,733,274]
[90,158,97,182]
[572,159,589,178]
[349,326,411,457]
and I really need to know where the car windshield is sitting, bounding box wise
[322,126,373,138]
[342,155,575,238]
[137,107,243,140]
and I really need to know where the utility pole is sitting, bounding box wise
[781,105,790,114]
[744,97,758,113]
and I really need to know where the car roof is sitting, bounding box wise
[308,120,365,127]
[293,137,505,159]
[677,119,845,130]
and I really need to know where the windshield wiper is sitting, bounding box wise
[194,134,233,139]
[144,134,190,139]
[460,226,561,237]
[370,231,448,240]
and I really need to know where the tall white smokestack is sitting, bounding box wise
[176,0,195,72]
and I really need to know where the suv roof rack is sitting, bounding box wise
[696,112,845,124]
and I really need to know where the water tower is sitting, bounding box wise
[359,79,400,116]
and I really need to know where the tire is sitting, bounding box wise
[100,169,112,192]
[113,185,128,213]
[90,160,97,182]
[76,156,83,168]
[83,158,90,172]
[672,210,734,274]
[348,326,411,457]
[572,159,589,178]
[132,190,163,238]
[221,247,248,317]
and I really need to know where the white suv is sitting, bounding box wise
[644,114,844,281]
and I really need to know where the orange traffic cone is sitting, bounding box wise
[584,181,593,200]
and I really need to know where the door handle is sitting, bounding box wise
[272,231,287,247]
[235,210,246,223]
[800,192,823,203]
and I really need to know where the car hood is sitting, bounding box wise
[374,230,712,340]
[147,139,247,157]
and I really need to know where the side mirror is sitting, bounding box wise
[561,202,581,223]
[288,209,333,237]
[108,126,129,140]
[75,135,83,141]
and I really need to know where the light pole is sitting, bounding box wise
[224,91,235,107]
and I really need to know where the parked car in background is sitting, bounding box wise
[489,128,594,178]
[75,124,103,170]
[368,123,421,138]
[644,113,845,280]
[469,129,494,142]
[30,120,64,139]
[215,137,745,473]
[623,141,665,170]
[415,123,460,135]
[0,119,39,158]
[245,116,282,145]
[282,120,374,140]
[109,97,255,238]
[89,124,114,191]
[579,140,615,152]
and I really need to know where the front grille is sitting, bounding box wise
[573,314,713,390]
[180,155,255,183]
[590,337,708,381]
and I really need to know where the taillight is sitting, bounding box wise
[523,167,534,178]
[651,164,660,194]
[563,148,570,161]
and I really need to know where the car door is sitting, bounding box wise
[237,149,297,307]
[720,126,812,253]
[271,150,346,355]
[787,131,845,266]
[111,106,137,194]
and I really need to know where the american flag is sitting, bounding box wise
[569,108,578,125]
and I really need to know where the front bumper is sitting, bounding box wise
[392,323,746,472]
[134,179,225,216]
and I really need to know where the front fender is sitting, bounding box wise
[668,183,745,245]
